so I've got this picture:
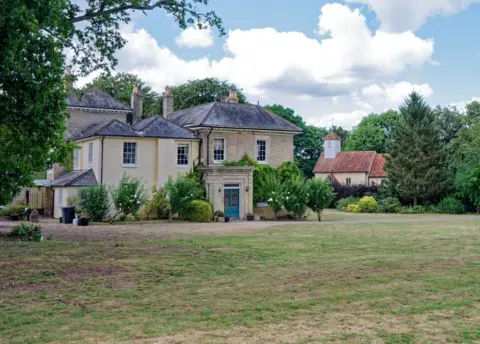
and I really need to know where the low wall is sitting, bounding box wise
[253,206,288,220]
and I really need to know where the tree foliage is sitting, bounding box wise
[306,178,334,221]
[171,78,246,111]
[344,110,401,153]
[165,175,204,218]
[1,0,223,205]
[385,92,453,205]
[78,185,110,222]
[110,173,148,222]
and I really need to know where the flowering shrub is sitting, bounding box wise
[336,197,359,211]
[110,173,147,223]
[358,196,378,213]
[283,176,308,219]
[165,175,204,219]
[307,178,334,221]
[347,203,361,213]
[262,174,284,220]
[78,185,110,221]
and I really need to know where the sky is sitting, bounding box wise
[77,0,480,129]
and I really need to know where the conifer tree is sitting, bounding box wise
[385,92,453,205]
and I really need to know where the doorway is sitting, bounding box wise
[224,184,240,219]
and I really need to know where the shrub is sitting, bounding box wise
[110,173,148,222]
[358,196,378,213]
[144,187,170,220]
[347,203,361,213]
[278,161,303,184]
[184,200,213,222]
[283,176,309,219]
[336,197,359,211]
[307,178,334,221]
[378,197,401,213]
[67,196,80,208]
[11,223,43,242]
[437,197,465,214]
[0,205,32,216]
[78,185,110,222]
[263,173,284,220]
[331,183,378,205]
[165,175,204,218]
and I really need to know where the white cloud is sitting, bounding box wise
[306,109,368,129]
[98,3,433,99]
[361,82,434,107]
[449,97,480,112]
[175,25,214,48]
[347,0,480,32]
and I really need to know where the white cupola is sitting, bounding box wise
[323,132,341,159]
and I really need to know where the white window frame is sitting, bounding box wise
[73,148,80,170]
[213,138,226,163]
[177,143,189,167]
[123,142,137,167]
[256,139,268,164]
[88,142,94,167]
[57,189,63,205]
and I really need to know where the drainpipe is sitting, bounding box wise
[100,136,105,185]
[51,189,55,219]
[206,127,213,166]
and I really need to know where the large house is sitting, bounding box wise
[313,132,387,186]
[36,85,301,219]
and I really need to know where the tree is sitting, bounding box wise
[165,175,204,218]
[1,0,223,205]
[432,106,465,144]
[283,176,309,219]
[307,178,334,221]
[83,73,162,115]
[110,173,148,222]
[264,104,329,178]
[263,174,284,220]
[171,78,246,111]
[385,92,453,205]
[330,125,350,145]
[456,164,480,211]
[344,110,401,153]
[465,101,480,127]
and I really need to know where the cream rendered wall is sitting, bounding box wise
[199,129,294,168]
[53,187,78,218]
[368,177,386,186]
[77,138,102,179]
[157,140,200,187]
[315,172,367,185]
[102,138,157,191]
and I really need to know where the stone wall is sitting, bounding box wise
[198,129,295,168]
[67,108,129,138]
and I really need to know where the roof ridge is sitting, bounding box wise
[136,116,157,132]
[263,106,303,132]
[199,102,217,126]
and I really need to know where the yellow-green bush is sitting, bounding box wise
[184,200,213,222]
[358,196,378,213]
[347,203,361,213]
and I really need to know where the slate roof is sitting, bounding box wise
[71,117,199,141]
[51,169,98,187]
[313,151,378,174]
[71,120,139,141]
[33,179,51,187]
[132,116,199,140]
[370,154,388,178]
[171,102,303,132]
[67,89,132,111]
[323,132,341,140]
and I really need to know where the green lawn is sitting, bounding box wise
[1,220,480,343]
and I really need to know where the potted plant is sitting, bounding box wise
[247,213,255,221]
[9,212,20,221]
[213,210,225,223]
[78,213,90,226]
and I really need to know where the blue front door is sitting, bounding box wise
[224,187,240,219]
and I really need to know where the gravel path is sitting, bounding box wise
[1,212,479,242]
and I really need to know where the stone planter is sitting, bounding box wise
[78,218,89,226]
[247,214,255,221]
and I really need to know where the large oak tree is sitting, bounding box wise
[0,0,223,204]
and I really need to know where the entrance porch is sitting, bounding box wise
[199,166,254,219]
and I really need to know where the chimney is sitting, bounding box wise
[163,85,174,120]
[64,65,73,90]
[131,84,143,123]
[228,89,239,103]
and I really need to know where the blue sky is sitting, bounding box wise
[79,0,480,128]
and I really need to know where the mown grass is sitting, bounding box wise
[0,220,479,343]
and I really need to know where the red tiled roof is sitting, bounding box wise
[323,132,341,140]
[369,154,387,178]
[313,151,377,174]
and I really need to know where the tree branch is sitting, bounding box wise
[71,1,172,23]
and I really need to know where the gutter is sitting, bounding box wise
[206,127,213,166]
[100,136,105,185]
